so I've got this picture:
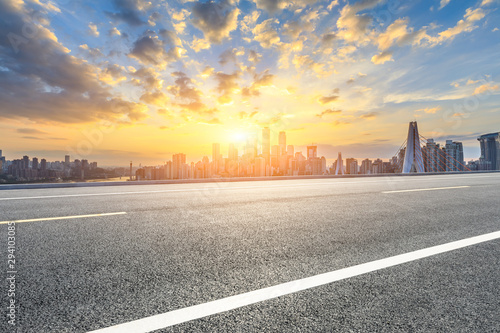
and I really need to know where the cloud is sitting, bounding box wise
[316,109,342,118]
[436,7,486,43]
[439,0,452,10]
[242,70,274,98]
[17,128,47,134]
[292,54,330,77]
[167,72,216,116]
[415,106,442,114]
[474,83,499,95]
[105,0,150,26]
[79,44,104,58]
[109,27,122,37]
[248,50,262,64]
[336,0,384,44]
[371,51,393,64]
[99,64,127,85]
[88,23,99,37]
[192,0,240,44]
[253,0,287,13]
[140,90,170,106]
[128,31,182,68]
[252,0,319,13]
[130,66,163,90]
[0,1,148,124]
[318,89,340,105]
[213,71,241,104]
[360,112,378,119]
[253,19,281,48]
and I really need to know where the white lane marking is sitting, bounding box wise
[382,185,470,193]
[0,212,127,224]
[0,174,495,201]
[87,230,500,333]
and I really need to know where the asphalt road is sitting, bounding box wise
[1,173,499,332]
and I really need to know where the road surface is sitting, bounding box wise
[1,173,499,332]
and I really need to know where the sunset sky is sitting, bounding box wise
[0,0,499,166]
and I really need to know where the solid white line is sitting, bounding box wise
[87,230,500,333]
[0,175,493,201]
[382,185,470,193]
[0,212,127,224]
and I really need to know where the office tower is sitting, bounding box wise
[287,145,294,157]
[65,155,70,167]
[271,145,279,169]
[212,143,220,174]
[307,145,317,159]
[279,131,286,156]
[424,139,443,172]
[262,127,270,166]
[0,150,2,158]
[402,121,425,173]
[348,159,358,174]
[321,156,327,174]
[173,153,186,179]
[32,157,39,170]
[372,159,383,174]
[477,132,500,170]
[335,152,344,175]
[40,159,47,171]
[360,159,372,174]
[255,157,266,177]
[444,140,464,171]
[22,155,29,169]
[345,158,357,175]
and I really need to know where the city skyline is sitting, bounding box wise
[3,122,497,182]
[0,1,499,165]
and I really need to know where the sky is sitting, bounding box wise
[0,0,499,166]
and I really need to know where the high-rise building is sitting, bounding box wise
[360,159,372,174]
[477,132,500,170]
[32,157,39,170]
[423,139,443,172]
[173,153,186,179]
[287,145,294,157]
[335,152,344,175]
[40,159,47,171]
[307,145,317,160]
[345,158,357,175]
[212,143,220,174]
[279,131,286,156]
[255,157,266,177]
[262,127,270,166]
[65,155,70,167]
[444,140,464,171]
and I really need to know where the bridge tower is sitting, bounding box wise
[335,152,345,175]
[402,121,425,173]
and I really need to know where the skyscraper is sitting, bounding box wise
[478,132,500,170]
[307,145,317,160]
[173,153,186,179]
[335,152,344,175]
[212,143,220,174]
[444,140,464,171]
[423,139,443,172]
[262,127,270,166]
[279,131,286,156]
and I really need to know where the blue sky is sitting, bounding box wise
[0,0,499,164]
